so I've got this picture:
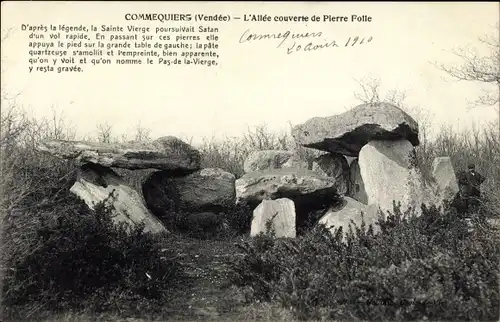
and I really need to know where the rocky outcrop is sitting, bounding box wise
[312,153,350,196]
[251,198,296,238]
[244,150,308,173]
[292,102,419,156]
[142,168,236,218]
[70,163,167,234]
[431,157,459,202]
[318,197,381,240]
[38,136,201,172]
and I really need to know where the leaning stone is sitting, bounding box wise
[70,163,167,234]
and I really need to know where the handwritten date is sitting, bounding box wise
[287,36,373,54]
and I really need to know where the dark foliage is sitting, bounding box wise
[230,203,500,321]
[2,190,182,317]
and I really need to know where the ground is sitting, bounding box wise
[16,236,296,322]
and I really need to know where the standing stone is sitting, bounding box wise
[70,163,167,234]
[358,139,424,215]
[318,197,381,241]
[251,198,296,238]
[244,150,307,173]
[312,153,350,195]
[431,157,459,202]
[349,159,368,204]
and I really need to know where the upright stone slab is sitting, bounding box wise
[251,198,296,238]
[70,163,167,234]
[358,139,425,215]
[431,157,459,202]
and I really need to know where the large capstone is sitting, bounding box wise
[38,136,201,172]
[292,102,419,156]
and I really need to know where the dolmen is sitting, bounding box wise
[38,136,236,235]
[246,102,445,240]
[38,102,460,240]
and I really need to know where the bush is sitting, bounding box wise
[0,109,184,319]
[230,203,500,321]
[1,191,181,317]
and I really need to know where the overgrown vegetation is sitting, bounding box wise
[0,108,184,321]
[2,194,181,317]
[231,203,500,321]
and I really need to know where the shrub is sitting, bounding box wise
[230,203,500,321]
[1,190,181,318]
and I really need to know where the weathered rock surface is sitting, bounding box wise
[244,150,308,173]
[292,102,419,156]
[235,167,339,206]
[348,159,368,204]
[70,163,167,234]
[38,136,201,172]
[358,139,426,215]
[318,197,381,240]
[312,153,350,195]
[251,198,296,238]
[143,168,236,218]
[431,157,459,202]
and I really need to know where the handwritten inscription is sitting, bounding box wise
[238,29,373,55]
[287,36,373,54]
[239,29,322,48]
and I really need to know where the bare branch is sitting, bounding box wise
[434,25,500,104]
[96,122,113,143]
[434,24,499,135]
[353,76,381,104]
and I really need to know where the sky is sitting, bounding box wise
[1,1,499,145]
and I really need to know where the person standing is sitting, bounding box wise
[457,164,486,214]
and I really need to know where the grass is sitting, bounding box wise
[1,103,499,321]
